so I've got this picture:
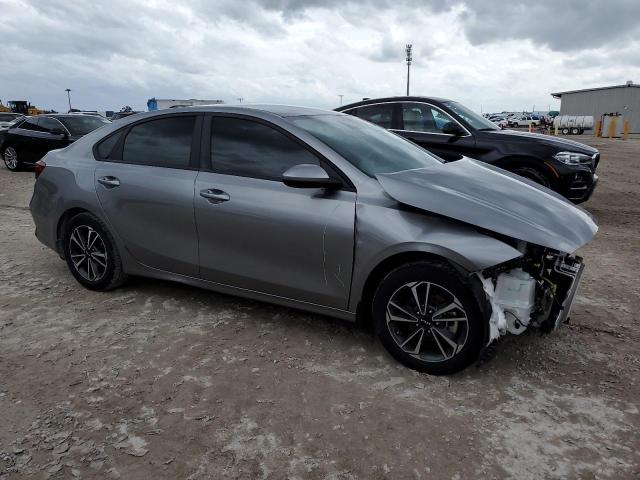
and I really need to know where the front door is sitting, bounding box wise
[395,102,477,162]
[195,116,356,309]
[94,115,200,276]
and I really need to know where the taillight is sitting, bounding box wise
[34,160,46,179]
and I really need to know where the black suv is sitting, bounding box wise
[336,97,599,203]
[1,114,109,171]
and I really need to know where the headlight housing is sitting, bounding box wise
[553,151,592,165]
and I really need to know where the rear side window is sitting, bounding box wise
[355,104,394,129]
[122,116,195,168]
[96,133,121,159]
[210,117,319,180]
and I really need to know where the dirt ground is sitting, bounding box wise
[1,135,639,479]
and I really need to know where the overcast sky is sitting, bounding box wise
[1,0,638,113]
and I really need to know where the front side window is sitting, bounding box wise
[122,116,195,168]
[355,103,394,129]
[401,103,457,134]
[292,114,441,177]
[441,101,498,131]
[210,117,319,180]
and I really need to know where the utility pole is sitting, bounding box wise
[65,88,72,112]
[405,44,413,96]
[237,97,244,103]
[338,94,344,105]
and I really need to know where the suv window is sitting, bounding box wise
[37,117,65,133]
[18,118,45,132]
[210,117,319,180]
[355,104,394,129]
[122,116,195,168]
[401,103,457,133]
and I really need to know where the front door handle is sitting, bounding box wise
[200,189,230,203]
[98,176,120,188]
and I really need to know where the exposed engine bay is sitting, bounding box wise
[478,246,585,343]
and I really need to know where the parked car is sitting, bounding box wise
[335,97,600,203]
[110,111,142,121]
[30,105,596,374]
[1,114,110,171]
[0,112,24,128]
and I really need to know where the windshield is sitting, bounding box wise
[443,101,498,131]
[291,114,441,177]
[57,116,110,136]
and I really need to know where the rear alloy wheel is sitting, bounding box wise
[372,261,484,375]
[512,166,551,189]
[3,146,20,171]
[63,212,127,291]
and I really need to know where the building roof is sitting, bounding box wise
[551,83,639,98]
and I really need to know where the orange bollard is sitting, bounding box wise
[622,120,630,140]
[528,122,533,133]
[595,119,602,137]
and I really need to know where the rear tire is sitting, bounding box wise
[561,127,570,135]
[62,212,127,291]
[570,127,580,135]
[2,145,21,171]
[372,261,484,375]
[512,166,551,188]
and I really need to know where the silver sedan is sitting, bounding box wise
[29,105,597,374]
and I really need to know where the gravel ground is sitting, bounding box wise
[1,135,639,479]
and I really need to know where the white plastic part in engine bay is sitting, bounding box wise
[477,268,537,342]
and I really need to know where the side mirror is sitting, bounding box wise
[282,164,339,189]
[441,121,464,136]
[50,127,66,136]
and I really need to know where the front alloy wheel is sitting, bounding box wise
[372,261,484,375]
[3,146,20,171]
[386,281,469,363]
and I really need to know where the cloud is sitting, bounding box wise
[0,0,638,114]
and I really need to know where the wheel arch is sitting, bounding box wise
[55,206,103,257]
[493,155,558,186]
[354,249,492,345]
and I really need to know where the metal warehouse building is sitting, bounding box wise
[551,82,640,133]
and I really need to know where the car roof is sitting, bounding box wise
[173,104,342,118]
[336,96,453,111]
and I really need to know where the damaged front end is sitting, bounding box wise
[478,245,585,344]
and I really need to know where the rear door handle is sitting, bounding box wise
[98,176,120,188]
[200,188,230,203]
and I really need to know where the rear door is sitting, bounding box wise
[394,102,477,162]
[194,115,356,309]
[94,114,201,276]
[36,117,70,158]
[7,117,42,163]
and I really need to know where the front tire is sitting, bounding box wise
[3,145,21,171]
[63,212,127,291]
[511,166,551,189]
[372,261,484,375]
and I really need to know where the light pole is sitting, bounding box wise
[405,44,413,96]
[65,89,72,112]
[338,94,344,105]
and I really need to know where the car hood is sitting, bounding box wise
[478,129,598,154]
[376,158,597,253]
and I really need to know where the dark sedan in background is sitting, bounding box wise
[1,114,110,171]
[336,97,600,203]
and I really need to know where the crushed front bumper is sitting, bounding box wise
[550,255,585,330]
